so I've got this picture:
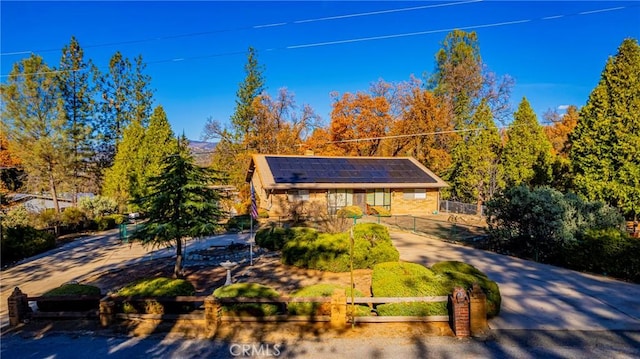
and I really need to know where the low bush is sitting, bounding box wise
[1,225,56,264]
[372,261,501,317]
[288,284,370,317]
[368,206,391,217]
[92,214,125,231]
[115,277,196,314]
[213,283,282,317]
[225,214,257,232]
[430,261,501,317]
[336,205,363,219]
[37,283,101,312]
[564,228,640,283]
[372,262,448,316]
[61,207,87,232]
[281,223,399,272]
[255,226,316,251]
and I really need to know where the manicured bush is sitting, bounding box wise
[288,284,370,317]
[281,223,399,272]
[368,206,391,217]
[372,262,448,316]
[371,261,502,317]
[213,283,282,317]
[37,283,101,312]
[430,261,502,317]
[78,196,118,218]
[1,225,56,264]
[337,205,363,219]
[115,277,196,314]
[255,226,317,251]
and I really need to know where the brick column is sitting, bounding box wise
[330,289,347,329]
[204,296,221,335]
[99,296,115,327]
[450,286,470,337]
[469,283,488,336]
[7,287,29,327]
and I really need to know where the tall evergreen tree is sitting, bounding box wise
[57,36,97,201]
[502,97,553,187]
[133,136,225,277]
[138,106,178,198]
[230,46,266,143]
[1,55,69,212]
[570,38,640,219]
[447,100,503,212]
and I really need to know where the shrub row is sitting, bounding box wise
[115,277,196,314]
[213,283,282,316]
[281,223,400,272]
[37,283,101,312]
[1,225,56,264]
[371,261,501,317]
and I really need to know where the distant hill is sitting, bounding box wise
[188,140,217,166]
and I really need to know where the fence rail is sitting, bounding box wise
[440,200,486,216]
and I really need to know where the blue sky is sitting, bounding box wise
[2,1,639,141]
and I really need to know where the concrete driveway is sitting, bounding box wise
[389,230,640,331]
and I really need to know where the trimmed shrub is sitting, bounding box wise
[368,206,391,217]
[281,223,399,272]
[288,284,370,317]
[92,214,125,231]
[430,261,502,317]
[372,262,448,316]
[337,205,363,219]
[37,283,101,312]
[1,225,56,263]
[116,277,196,314]
[213,283,282,317]
[255,226,316,251]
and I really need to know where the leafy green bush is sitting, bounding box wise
[255,226,316,251]
[337,205,363,219]
[35,209,60,229]
[61,207,87,231]
[368,206,391,217]
[371,261,501,317]
[288,284,370,316]
[564,228,640,283]
[430,261,501,317]
[213,283,282,317]
[116,277,196,314]
[372,262,448,316]
[1,225,56,263]
[1,205,32,228]
[37,283,101,312]
[281,223,399,272]
[78,196,118,219]
[225,214,257,232]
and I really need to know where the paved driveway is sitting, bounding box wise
[389,230,640,331]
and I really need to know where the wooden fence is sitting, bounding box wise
[7,285,488,338]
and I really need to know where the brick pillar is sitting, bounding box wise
[469,283,488,336]
[99,296,115,327]
[330,289,347,329]
[450,286,470,337]
[204,296,221,335]
[7,287,29,327]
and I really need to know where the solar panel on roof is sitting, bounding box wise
[265,156,437,184]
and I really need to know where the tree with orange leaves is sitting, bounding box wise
[544,105,579,157]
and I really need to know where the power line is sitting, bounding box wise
[0,0,479,57]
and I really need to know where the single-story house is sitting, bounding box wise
[8,193,94,213]
[246,154,448,217]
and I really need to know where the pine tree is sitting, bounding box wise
[447,100,503,212]
[502,97,553,187]
[1,55,69,212]
[132,136,225,277]
[138,106,178,198]
[230,46,265,143]
[570,38,640,218]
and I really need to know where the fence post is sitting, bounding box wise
[7,287,29,327]
[99,296,115,327]
[413,216,416,232]
[330,289,347,329]
[469,283,488,336]
[204,296,221,335]
[450,286,470,338]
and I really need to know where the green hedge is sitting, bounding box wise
[563,228,640,282]
[1,225,56,264]
[255,226,316,251]
[281,223,399,272]
[37,283,101,312]
[213,283,282,317]
[371,261,501,317]
[288,284,370,316]
[115,277,196,314]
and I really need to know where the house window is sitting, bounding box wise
[288,189,310,202]
[327,189,353,215]
[366,189,391,210]
[403,189,427,200]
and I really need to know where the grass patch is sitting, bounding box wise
[37,283,101,312]
[213,283,282,317]
[289,284,370,317]
[115,277,196,314]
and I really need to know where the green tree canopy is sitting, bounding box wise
[570,38,640,219]
[132,136,225,277]
[502,97,553,187]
